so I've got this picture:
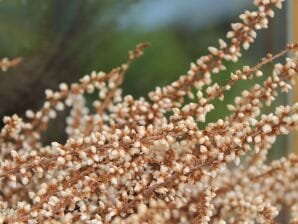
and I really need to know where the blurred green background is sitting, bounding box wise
[0,0,290,159]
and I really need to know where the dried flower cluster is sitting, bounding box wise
[1,0,298,223]
[0,57,22,72]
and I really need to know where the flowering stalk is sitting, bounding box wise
[1,0,298,223]
[0,57,22,71]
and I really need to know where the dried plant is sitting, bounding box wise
[0,57,22,72]
[1,0,298,223]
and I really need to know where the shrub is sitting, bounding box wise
[1,0,298,223]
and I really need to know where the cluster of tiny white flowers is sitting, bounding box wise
[0,57,22,72]
[1,0,298,223]
[291,203,298,224]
